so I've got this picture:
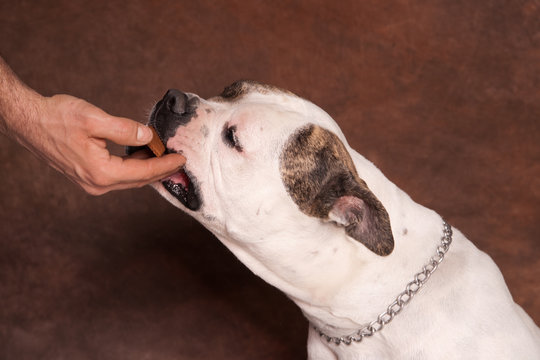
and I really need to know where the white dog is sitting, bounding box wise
[135,81,540,359]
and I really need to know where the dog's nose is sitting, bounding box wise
[148,88,198,148]
[164,89,189,115]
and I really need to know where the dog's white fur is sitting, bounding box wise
[153,83,540,359]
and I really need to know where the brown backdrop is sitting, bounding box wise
[1,1,538,359]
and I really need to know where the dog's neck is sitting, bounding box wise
[215,150,447,342]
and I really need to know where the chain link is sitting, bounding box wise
[313,221,453,345]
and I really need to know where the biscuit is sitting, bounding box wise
[147,126,166,157]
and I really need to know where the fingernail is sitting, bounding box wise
[137,126,152,142]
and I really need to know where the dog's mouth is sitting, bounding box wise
[160,165,201,211]
[125,144,202,211]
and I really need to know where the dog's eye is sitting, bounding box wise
[223,124,243,152]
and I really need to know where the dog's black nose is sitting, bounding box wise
[146,88,199,148]
[164,89,188,115]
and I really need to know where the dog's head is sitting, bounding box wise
[144,81,393,256]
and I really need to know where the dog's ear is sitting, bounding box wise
[327,190,394,256]
[280,124,394,256]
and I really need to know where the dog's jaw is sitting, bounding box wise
[160,168,201,211]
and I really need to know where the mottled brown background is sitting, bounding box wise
[0,1,538,359]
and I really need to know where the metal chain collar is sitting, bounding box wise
[312,221,453,345]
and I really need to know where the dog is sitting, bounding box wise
[131,81,540,359]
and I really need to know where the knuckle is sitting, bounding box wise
[62,98,98,132]
[78,167,113,188]
[90,172,112,188]
[75,112,96,133]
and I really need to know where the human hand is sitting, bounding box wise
[11,94,185,195]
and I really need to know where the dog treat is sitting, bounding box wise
[146,125,166,157]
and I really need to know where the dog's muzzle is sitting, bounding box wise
[126,89,202,211]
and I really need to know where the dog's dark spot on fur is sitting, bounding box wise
[403,228,408,236]
[220,80,247,100]
[217,80,295,102]
[200,125,209,138]
[280,124,394,256]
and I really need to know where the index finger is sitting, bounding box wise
[88,112,152,146]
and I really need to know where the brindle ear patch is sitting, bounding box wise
[219,80,296,101]
[280,124,394,256]
[220,80,250,100]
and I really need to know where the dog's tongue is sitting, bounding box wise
[163,170,190,189]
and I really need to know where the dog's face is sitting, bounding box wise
[147,81,393,256]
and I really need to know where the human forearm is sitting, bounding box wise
[0,55,43,140]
